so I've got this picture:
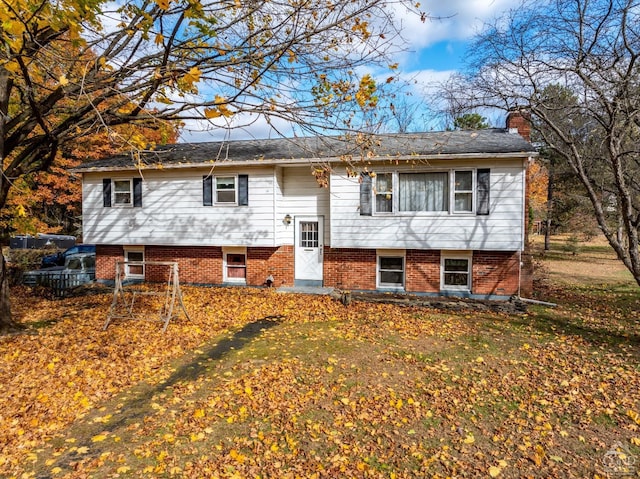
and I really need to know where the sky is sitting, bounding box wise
[180,0,522,142]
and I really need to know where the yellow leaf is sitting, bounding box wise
[154,0,170,10]
[489,465,502,477]
[204,107,222,119]
[51,467,63,475]
[77,446,89,454]
[116,466,130,473]
[59,75,69,86]
[631,437,640,446]
[92,434,107,442]
[193,409,205,418]
[155,33,164,45]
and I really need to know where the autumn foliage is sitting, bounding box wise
[1,265,638,478]
[2,121,179,238]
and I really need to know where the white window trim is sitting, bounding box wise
[440,251,472,292]
[452,170,475,214]
[113,179,133,207]
[215,175,238,205]
[124,246,145,279]
[376,249,406,290]
[372,169,478,216]
[373,172,394,216]
[223,246,247,283]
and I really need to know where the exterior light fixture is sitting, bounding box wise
[283,214,292,225]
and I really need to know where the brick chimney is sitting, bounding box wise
[506,107,531,142]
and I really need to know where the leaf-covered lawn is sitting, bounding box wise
[1,249,639,478]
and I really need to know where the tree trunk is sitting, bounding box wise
[0,255,20,332]
[0,67,20,332]
[544,158,554,251]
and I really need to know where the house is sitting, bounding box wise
[74,111,537,299]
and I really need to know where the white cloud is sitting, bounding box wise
[396,0,521,49]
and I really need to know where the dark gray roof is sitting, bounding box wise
[74,129,537,172]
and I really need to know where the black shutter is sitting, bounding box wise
[238,175,248,206]
[203,176,213,206]
[477,169,490,215]
[102,179,111,207]
[359,172,372,216]
[133,178,143,207]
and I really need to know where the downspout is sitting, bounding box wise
[273,167,278,248]
[516,156,556,307]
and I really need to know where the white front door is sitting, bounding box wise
[294,216,324,286]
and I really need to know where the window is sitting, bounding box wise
[399,172,449,212]
[223,247,247,283]
[203,175,249,206]
[114,180,132,205]
[377,252,405,289]
[453,171,473,213]
[103,178,142,207]
[441,254,471,291]
[374,173,393,213]
[366,169,488,216]
[216,176,236,203]
[124,247,144,278]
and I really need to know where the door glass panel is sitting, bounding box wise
[300,222,319,248]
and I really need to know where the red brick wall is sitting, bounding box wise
[405,250,440,293]
[96,244,522,296]
[146,246,222,284]
[248,246,294,287]
[96,245,124,281]
[324,248,377,291]
[472,251,520,296]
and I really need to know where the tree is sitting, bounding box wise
[0,0,425,330]
[444,0,640,287]
[1,119,180,240]
[453,113,490,130]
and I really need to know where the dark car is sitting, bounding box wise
[41,244,96,268]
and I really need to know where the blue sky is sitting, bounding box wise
[181,0,522,142]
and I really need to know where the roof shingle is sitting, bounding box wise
[74,129,537,172]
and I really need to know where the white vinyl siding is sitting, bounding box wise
[330,160,526,251]
[277,166,330,245]
[83,168,277,247]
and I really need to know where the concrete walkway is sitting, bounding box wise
[277,286,336,295]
